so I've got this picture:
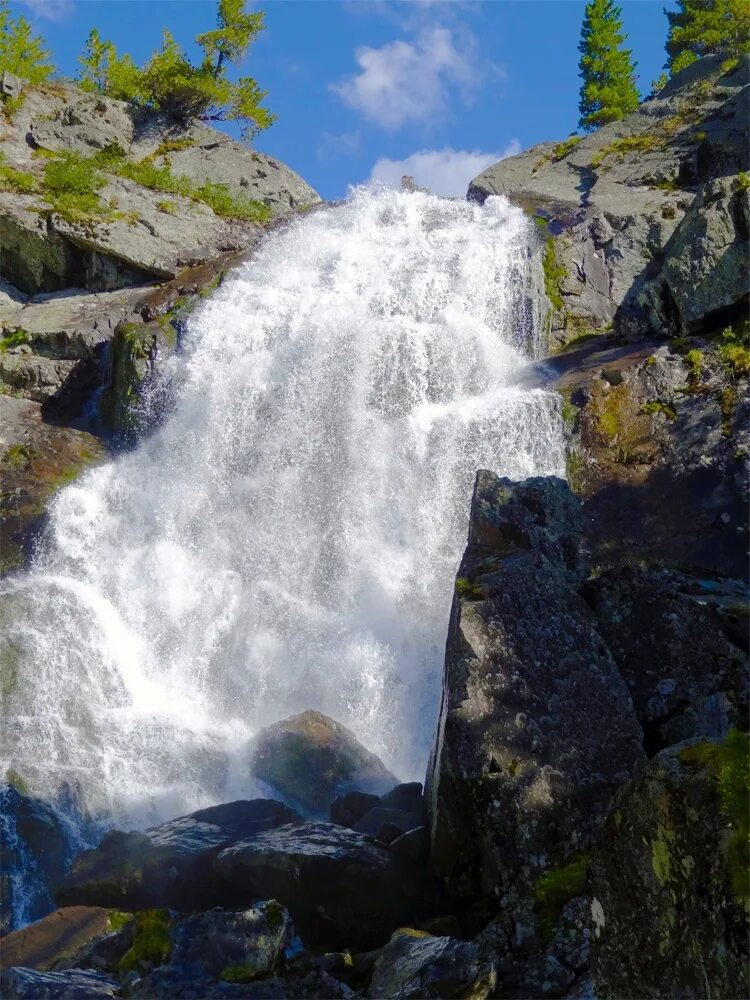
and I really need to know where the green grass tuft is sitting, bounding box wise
[543,236,565,312]
[455,577,484,601]
[0,330,30,352]
[118,909,171,973]
[534,856,588,939]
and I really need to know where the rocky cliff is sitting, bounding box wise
[0,74,319,572]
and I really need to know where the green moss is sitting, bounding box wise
[551,136,582,161]
[534,856,588,939]
[118,909,171,973]
[641,400,677,420]
[193,181,270,222]
[737,172,750,193]
[4,768,29,794]
[264,899,284,933]
[41,151,109,223]
[0,330,30,352]
[591,132,661,170]
[679,730,749,904]
[566,448,586,493]
[646,355,658,367]
[154,137,195,157]
[221,965,262,984]
[107,910,135,932]
[455,577,484,601]
[651,834,673,884]
[561,396,578,427]
[3,444,33,469]
[720,385,737,438]
[543,236,565,312]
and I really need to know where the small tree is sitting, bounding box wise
[0,0,54,84]
[78,0,274,141]
[578,0,639,131]
[666,0,750,75]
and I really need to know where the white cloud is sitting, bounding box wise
[331,26,481,130]
[368,143,521,198]
[21,0,74,21]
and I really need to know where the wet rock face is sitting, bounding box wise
[249,710,397,817]
[367,928,497,999]
[590,738,749,1000]
[426,472,644,916]
[56,798,300,911]
[0,967,121,999]
[469,55,748,347]
[0,907,112,974]
[0,786,76,935]
[215,821,438,949]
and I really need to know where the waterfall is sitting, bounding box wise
[0,187,565,833]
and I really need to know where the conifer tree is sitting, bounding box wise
[665,0,750,75]
[578,0,639,131]
[0,0,54,84]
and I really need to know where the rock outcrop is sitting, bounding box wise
[426,473,644,921]
[469,56,748,348]
[249,710,397,817]
[590,735,749,999]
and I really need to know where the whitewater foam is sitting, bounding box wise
[1,187,565,830]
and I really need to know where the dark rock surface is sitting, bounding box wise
[427,472,644,917]
[0,967,121,998]
[590,738,749,999]
[583,565,749,753]
[367,928,496,999]
[56,799,300,911]
[249,710,396,817]
[215,821,438,949]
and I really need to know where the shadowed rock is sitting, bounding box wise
[249,710,396,817]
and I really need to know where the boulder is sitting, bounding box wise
[56,799,300,911]
[0,785,76,934]
[128,903,293,998]
[0,907,112,973]
[368,928,496,999]
[0,967,120,998]
[583,566,748,753]
[590,735,749,999]
[215,821,438,949]
[329,790,380,828]
[249,710,397,817]
[426,472,644,922]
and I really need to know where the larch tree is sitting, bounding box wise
[578,0,639,132]
[665,0,750,75]
[0,0,54,84]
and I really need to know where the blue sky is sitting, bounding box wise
[15,1,675,199]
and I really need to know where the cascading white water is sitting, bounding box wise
[1,187,565,831]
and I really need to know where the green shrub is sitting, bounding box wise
[737,172,750,192]
[684,348,703,379]
[0,1,54,84]
[0,330,29,351]
[552,136,582,161]
[118,910,171,973]
[42,152,107,222]
[194,181,269,221]
[455,577,484,601]
[718,323,750,376]
[592,133,660,169]
[78,1,275,142]
[0,159,38,194]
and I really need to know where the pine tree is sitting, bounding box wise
[0,0,54,84]
[77,0,274,141]
[666,0,750,75]
[578,0,639,132]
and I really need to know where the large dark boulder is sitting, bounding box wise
[583,566,749,753]
[56,799,299,911]
[249,710,396,817]
[215,821,438,949]
[590,735,749,999]
[426,472,644,924]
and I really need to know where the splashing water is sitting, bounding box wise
[1,187,565,830]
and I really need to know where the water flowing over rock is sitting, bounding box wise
[0,187,565,844]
